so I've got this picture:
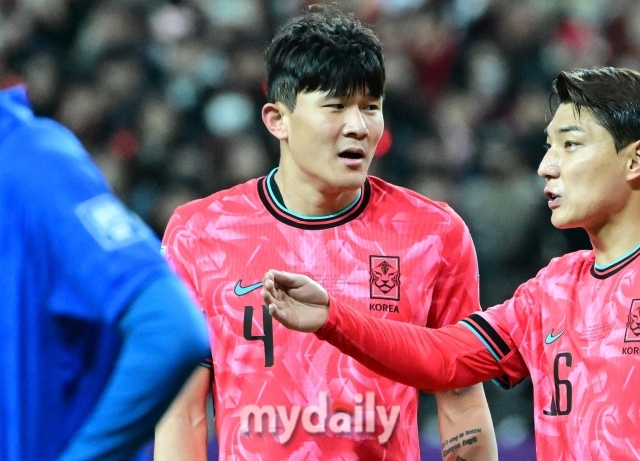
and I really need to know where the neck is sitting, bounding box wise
[272,168,362,217]
[587,205,640,266]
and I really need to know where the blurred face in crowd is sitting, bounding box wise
[538,103,633,234]
[265,89,384,195]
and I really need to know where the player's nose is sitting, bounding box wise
[342,107,369,139]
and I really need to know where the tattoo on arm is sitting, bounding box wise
[441,428,482,458]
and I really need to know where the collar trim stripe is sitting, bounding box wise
[257,173,370,230]
[591,246,640,279]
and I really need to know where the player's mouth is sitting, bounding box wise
[544,189,561,209]
[338,148,366,167]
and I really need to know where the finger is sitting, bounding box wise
[271,270,309,288]
[261,288,277,306]
[262,270,275,286]
[268,303,288,323]
[262,277,273,292]
[260,276,277,298]
[260,286,271,304]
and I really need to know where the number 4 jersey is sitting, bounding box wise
[161,169,481,460]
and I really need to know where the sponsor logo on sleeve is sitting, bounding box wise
[75,194,151,250]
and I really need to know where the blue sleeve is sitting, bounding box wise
[56,275,210,461]
[3,118,171,322]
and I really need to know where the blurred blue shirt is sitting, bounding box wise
[0,86,173,461]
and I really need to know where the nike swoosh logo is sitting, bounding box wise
[234,280,263,296]
[545,328,566,345]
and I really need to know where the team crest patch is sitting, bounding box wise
[76,194,151,251]
[624,299,640,342]
[369,255,400,300]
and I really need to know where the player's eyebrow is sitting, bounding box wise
[543,125,586,137]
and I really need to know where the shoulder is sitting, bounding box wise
[165,178,262,237]
[0,116,111,213]
[1,115,100,183]
[367,175,466,229]
[540,249,593,277]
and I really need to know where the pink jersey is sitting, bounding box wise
[162,170,480,460]
[468,246,640,460]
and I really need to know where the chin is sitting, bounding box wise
[551,215,581,230]
[329,171,367,189]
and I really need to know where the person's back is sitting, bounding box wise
[0,85,209,461]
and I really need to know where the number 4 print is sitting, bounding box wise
[243,305,274,367]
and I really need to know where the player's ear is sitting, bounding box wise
[627,140,640,179]
[262,102,289,141]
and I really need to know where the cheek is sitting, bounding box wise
[289,119,326,146]
[368,118,384,140]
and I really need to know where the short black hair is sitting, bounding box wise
[552,67,640,152]
[265,4,385,111]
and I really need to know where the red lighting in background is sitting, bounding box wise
[109,128,139,160]
[375,127,392,156]
[556,20,592,50]
[0,74,24,90]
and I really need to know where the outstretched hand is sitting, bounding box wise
[261,270,330,333]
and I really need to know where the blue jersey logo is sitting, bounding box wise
[234,280,263,296]
[545,328,565,345]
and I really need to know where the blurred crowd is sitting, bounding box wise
[3,0,639,454]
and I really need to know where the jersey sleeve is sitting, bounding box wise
[316,297,525,393]
[6,119,172,323]
[427,209,481,328]
[462,276,539,388]
[161,210,203,307]
[162,209,213,368]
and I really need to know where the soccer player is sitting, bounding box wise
[155,5,497,461]
[261,66,640,460]
[0,83,210,461]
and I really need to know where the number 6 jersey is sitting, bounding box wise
[161,168,481,460]
[313,244,640,461]
[475,247,640,461]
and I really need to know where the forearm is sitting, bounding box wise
[436,385,498,461]
[154,366,211,461]
[315,298,501,392]
[154,414,208,461]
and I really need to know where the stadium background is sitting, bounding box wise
[2,0,637,458]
